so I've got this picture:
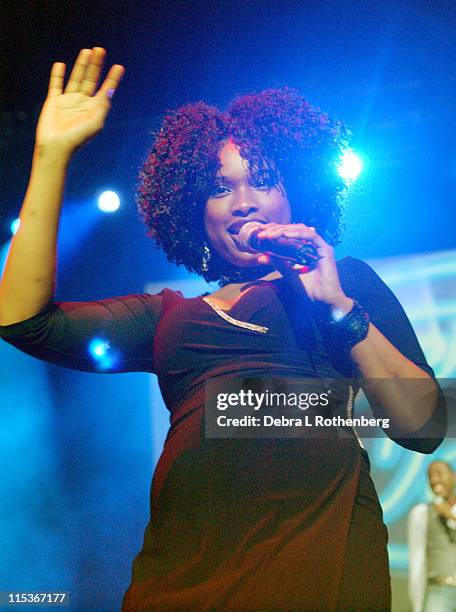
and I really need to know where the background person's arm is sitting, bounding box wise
[408,504,428,612]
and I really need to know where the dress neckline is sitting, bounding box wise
[201,285,257,314]
[201,285,270,334]
[202,277,284,314]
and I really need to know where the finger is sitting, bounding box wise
[278,224,315,236]
[280,224,315,235]
[257,254,270,266]
[256,223,304,238]
[257,227,310,244]
[80,47,107,96]
[47,62,66,97]
[282,226,328,249]
[95,63,125,100]
[65,48,92,94]
[257,225,288,239]
[257,223,316,237]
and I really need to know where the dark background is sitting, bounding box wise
[1,1,455,610]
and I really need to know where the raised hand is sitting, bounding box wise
[35,47,125,156]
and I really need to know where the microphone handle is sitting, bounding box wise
[295,242,320,266]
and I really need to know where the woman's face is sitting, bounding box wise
[204,139,291,267]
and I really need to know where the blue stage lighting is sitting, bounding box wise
[97,190,120,213]
[10,218,21,235]
[88,337,117,370]
[337,150,363,183]
[89,338,110,358]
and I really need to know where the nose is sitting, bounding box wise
[231,195,259,217]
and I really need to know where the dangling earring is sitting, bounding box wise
[201,243,211,273]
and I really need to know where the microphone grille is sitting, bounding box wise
[238,221,261,252]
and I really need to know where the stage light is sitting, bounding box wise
[97,190,120,213]
[337,150,363,183]
[89,338,110,358]
[88,337,117,370]
[10,218,20,235]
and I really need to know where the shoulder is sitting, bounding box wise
[336,256,378,281]
[154,287,200,317]
[157,288,185,299]
[336,256,387,298]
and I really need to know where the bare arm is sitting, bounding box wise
[349,321,439,435]
[408,504,428,612]
[0,48,124,325]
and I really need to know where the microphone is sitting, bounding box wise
[238,221,319,267]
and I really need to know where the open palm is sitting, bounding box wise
[36,47,124,154]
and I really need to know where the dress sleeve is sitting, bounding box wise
[0,293,163,373]
[338,257,446,454]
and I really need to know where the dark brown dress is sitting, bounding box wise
[0,258,442,611]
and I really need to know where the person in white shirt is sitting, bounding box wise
[408,461,456,612]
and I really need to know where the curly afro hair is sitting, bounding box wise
[137,87,350,285]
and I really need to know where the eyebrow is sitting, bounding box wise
[214,174,271,184]
[214,175,232,183]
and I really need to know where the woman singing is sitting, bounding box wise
[0,48,445,611]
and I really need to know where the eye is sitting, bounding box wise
[212,184,231,197]
[251,178,272,190]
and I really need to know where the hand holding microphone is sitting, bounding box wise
[434,494,456,529]
[237,221,354,314]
